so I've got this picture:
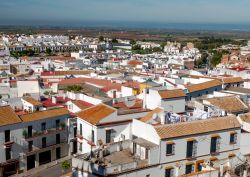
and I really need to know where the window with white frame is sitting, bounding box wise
[166,142,175,155]
[230,132,237,144]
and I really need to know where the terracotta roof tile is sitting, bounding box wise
[49,56,76,61]
[140,107,163,122]
[76,104,116,125]
[205,96,248,113]
[158,89,186,99]
[71,100,93,110]
[22,96,42,106]
[186,80,222,93]
[113,99,143,109]
[20,108,69,122]
[221,77,243,84]
[41,70,92,76]
[59,78,122,91]
[0,106,22,126]
[154,116,240,139]
[239,114,250,123]
[128,60,143,66]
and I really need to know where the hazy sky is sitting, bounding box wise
[1,0,250,25]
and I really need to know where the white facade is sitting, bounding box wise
[17,81,40,98]
[143,88,185,113]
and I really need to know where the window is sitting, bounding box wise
[166,143,175,155]
[74,127,77,137]
[42,137,46,148]
[56,119,60,129]
[196,160,204,172]
[106,129,115,144]
[80,124,82,135]
[56,147,61,160]
[5,148,11,160]
[56,134,60,144]
[204,106,208,112]
[230,133,237,144]
[4,130,10,143]
[28,141,33,152]
[165,168,174,177]
[106,129,112,143]
[28,125,32,138]
[133,143,137,154]
[41,122,46,131]
[185,164,194,174]
[79,143,82,151]
[121,134,125,141]
[197,163,202,172]
[91,130,95,143]
[206,91,209,94]
[186,140,197,158]
[210,136,220,154]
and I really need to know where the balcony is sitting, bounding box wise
[23,126,67,140]
[23,140,68,155]
[3,136,15,148]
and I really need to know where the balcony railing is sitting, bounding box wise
[23,140,68,154]
[3,136,15,148]
[23,126,67,140]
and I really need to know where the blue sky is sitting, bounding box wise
[0,0,250,25]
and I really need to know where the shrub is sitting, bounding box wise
[61,160,70,171]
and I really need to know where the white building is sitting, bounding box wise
[17,81,40,98]
[74,103,149,154]
[0,106,70,176]
[143,87,186,113]
[72,116,241,177]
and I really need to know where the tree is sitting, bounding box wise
[195,52,209,68]
[130,39,136,45]
[66,85,82,92]
[160,42,166,49]
[111,38,118,43]
[132,45,141,51]
[43,91,50,96]
[211,51,223,67]
[46,48,52,55]
[152,47,162,52]
[99,36,104,42]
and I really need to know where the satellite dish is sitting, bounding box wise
[124,97,136,108]
[152,113,158,120]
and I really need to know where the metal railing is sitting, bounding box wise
[23,126,66,140]
[23,139,68,153]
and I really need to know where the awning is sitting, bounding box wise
[186,162,195,165]
[165,166,174,170]
[166,141,175,144]
[210,157,218,161]
[186,138,196,142]
[211,134,220,138]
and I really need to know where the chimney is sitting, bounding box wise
[99,148,104,159]
[243,170,247,177]
[52,96,57,104]
[117,144,120,152]
[160,112,166,125]
[174,165,180,177]
[219,165,223,177]
[63,94,66,100]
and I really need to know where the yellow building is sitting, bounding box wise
[139,79,161,93]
